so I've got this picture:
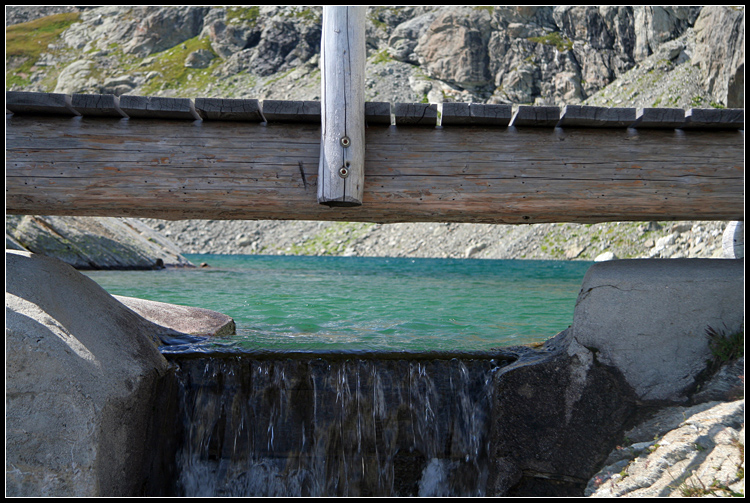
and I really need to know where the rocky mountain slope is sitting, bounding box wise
[5,5,745,263]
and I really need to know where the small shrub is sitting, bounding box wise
[527,32,573,52]
[706,324,744,363]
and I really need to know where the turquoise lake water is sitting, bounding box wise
[83,254,593,353]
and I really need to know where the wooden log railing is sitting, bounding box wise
[318,6,367,207]
[5,91,744,224]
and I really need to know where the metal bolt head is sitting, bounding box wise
[338,166,349,178]
[340,136,351,148]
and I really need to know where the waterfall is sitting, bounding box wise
[169,353,510,497]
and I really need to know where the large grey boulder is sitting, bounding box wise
[121,6,210,57]
[52,59,95,94]
[571,259,744,402]
[6,215,193,270]
[632,6,697,61]
[5,250,179,496]
[387,12,438,64]
[204,18,261,59]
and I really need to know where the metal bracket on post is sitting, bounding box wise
[318,6,366,207]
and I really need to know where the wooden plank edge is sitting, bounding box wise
[681,108,744,130]
[261,99,320,122]
[441,102,512,126]
[118,95,201,120]
[630,107,685,129]
[71,93,128,118]
[193,97,265,122]
[509,105,560,127]
[394,102,438,126]
[5,91,80,116]
[365,101,392,125]
[558,104,636,128]
[6,91,745,130]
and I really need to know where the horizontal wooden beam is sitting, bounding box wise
[6,112,743,224]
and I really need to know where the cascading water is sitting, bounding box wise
[169,353,512,497]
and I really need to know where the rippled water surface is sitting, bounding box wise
[83,254,592,353]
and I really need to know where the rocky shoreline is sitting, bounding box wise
[140,218,732,261]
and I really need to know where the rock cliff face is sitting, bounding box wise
[5,6,745,264]
[7,6,742,108]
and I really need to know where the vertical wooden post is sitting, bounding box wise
[318,6,366,207]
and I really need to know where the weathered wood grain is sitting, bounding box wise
[6,91,80,116]
[6,114,743,224]
[118,95,200,120]
[318,6,367,207]
[631,108,685,129]
[394,103,438,126]
[71,94,128,118]
[682,108,744,129]
[365,101,392,125]
[510,106,560,127]
[262,100,320,122]
[194,98,264,121]
[558,105,636,128]
[441,103,512,126]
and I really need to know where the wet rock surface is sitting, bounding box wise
[489,331,639,496]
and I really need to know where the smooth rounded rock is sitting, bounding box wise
[571,258,744,402]
[5,250,178,496]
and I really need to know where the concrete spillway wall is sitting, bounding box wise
[5,251,744,496]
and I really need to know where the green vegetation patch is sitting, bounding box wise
[136,35,221,96]
[288,222,374,256]
[226,6,260,25]
[368,6,399,31]
[6,12,80,59]
[528,31,573,52]
[6,12,81,89]
[370,48,393,65]
[474,6,495,14]
[289,7,321,24]
[706,324,744,364]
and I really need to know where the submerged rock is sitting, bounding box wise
[115,295,236,338]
